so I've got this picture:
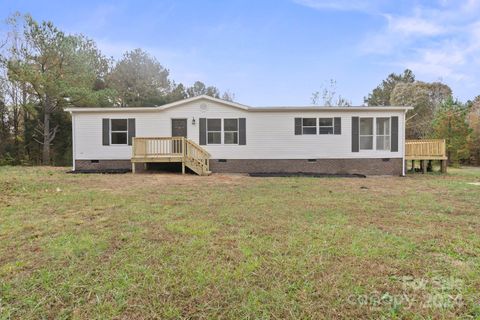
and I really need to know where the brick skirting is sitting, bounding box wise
[209,158,403,176]
[75,158,403,175]
[75,160,132,172]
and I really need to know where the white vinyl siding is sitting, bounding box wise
[72,99,405,161]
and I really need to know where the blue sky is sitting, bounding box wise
[1,0,480,105]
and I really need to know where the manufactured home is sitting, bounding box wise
[66,95,413,176]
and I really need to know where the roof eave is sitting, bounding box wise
[65,107,157,113]
[65,97,413,113]
[248,106,414,112]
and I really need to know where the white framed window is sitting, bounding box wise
[376,118,391,150]
[302,118,317,134]
[224,119,238,144]
[207,119,222,144]
[110,119,128,145]
[359,118,373,150]
[319,118,334,134]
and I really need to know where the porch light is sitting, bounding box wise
[192,117,196,125]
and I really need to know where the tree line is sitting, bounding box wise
[364,69,479,165]
[0,14,233,166]
[1,14,479,167]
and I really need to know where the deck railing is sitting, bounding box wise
[405,139,447,160]
[131,137,211,175]
[132,137,185,158]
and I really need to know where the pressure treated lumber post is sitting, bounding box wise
[411,160,415,172]
[131,138,136,174]
[422,160,427,174]
[440,160,447,173]
[181,137,186,174]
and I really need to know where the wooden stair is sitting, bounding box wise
[131,137,211,176]
[184,139,211,176]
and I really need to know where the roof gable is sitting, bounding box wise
[158,95,250,111]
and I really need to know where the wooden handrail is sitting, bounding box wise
[185,138,211,157]
[185,139,210,173]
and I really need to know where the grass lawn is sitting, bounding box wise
[1,167,480,319]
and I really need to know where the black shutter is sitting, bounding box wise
[128,118,136,146]
[352,117,359,152]
[295,118,302,135]
[102,118,110,146]
[391,116,398,152]
[199,118,206,145]
[334,117,341,135]
[239,118,246,145]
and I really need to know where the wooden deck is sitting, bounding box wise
[131,137,211,175]
[405,139,447,173]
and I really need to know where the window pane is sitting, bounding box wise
[376,136,385,150]
[302,118,316,126]
[319,118,333,126]
[360,118,373,135]
[377,136,391,150]
[207,119,221,131]
[303,127,317,135]
[360,136,373,150]
[224,119,238,131]
[376,118,390,135]
[224,132,238,144]
[319,127,334,134]
[207,132,221,144]
[111,132,127,144]
[111,119,127,131]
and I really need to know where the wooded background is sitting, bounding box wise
[1,14,479,166]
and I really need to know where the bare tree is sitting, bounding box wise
[311,79,351,106]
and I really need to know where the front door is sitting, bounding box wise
[171,119,187,137]
[171,119,187,154]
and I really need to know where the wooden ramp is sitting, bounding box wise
[131,137,211,176]
[405,139,448,173]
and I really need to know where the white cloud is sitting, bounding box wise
[461,0,480,11]
[400,45,469,82]
[385,14,445,36]
[352,0,480,90]
[295,0,480,88]
[293,0,377,13]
